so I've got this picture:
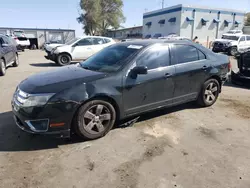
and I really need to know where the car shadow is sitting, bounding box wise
[0,102,197,152]
[29,62,59,67]
[224,81,250,90]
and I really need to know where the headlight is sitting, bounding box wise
[16,92,55,107]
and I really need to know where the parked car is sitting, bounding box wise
[11,30,30,51]
[0,34,19,76]
[12,40,230,139]
[45,36,115,66]
[212,34,250,56]
[231,49,250,87]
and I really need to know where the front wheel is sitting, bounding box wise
[57,53,71,66]
[197,79,220,107]
[74,100,116,140]
[229,46,237,56]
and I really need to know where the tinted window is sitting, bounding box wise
[175,45,199,64]
[136,45,170,70]
[77,38,92,46]
[247,36,250,41]
[92,38,104,45]
[80,44,140,72]
[239,36,245,42]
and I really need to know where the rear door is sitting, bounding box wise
[172,44,210,104]
[0,36,13,64]
[71,38,94,60]
[92,37,106,54]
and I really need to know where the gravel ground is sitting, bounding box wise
[0,50,250,188]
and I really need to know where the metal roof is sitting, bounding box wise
[0,27,75,32]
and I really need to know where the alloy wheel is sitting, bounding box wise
[61,56,70,64]
[1,61,6,74]
[204,82,218,103]
[82,104,111,135]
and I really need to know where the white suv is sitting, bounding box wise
[45,36,115,66]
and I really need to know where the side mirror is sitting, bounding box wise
[131,66,148,75]
[1,43,8,47]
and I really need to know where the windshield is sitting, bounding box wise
[66,38,80,45]
[222,35,239,40]
[80,44,141,72]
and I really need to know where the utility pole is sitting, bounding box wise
[162,0,164,9]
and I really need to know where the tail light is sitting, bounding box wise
[228,58,232,71]
[14,37,18,40]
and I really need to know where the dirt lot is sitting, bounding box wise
[0,50,250,188]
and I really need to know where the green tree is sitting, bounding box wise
[77,0,125,36]
[245,13,250,26]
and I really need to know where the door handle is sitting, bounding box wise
[202,65,208,70]
[164,73,172,78]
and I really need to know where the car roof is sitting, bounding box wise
[119,39,193,47]
[79,36,112,39]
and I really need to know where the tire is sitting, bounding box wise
[197,79,220,107]
[74,100,116,140]
[0,59,6,76]
[229,46,237,56]
[57,53,71,66]
[12,54,19,67]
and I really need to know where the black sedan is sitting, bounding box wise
[12,40,230,140]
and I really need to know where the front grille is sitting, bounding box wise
[214,42,225,48]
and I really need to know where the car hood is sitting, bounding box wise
[19,64,107,94]
[214,39,233,43]
[45,44,64,51]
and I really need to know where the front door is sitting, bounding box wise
[123,44,175,116]
[172,44,211,104]
[71,37,94,61]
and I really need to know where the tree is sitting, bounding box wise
[245,13,250,26]
[77,0,125,36]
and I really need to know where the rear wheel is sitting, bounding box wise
[57,53,71,66]
[197,79,220,107]
[0,59,6,76]
[74,100,116,140]
[12,54,19,67]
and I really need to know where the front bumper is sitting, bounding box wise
[212,46,230,53]
[45,51,57,61]
[231,71,250,87]
[11,98,74,138]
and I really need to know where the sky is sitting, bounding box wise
[0,0,250,36]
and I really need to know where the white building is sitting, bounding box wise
[143,4,245,44]
[106,26,143,39]
[0,27,75,49]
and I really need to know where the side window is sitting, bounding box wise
[0,37,4,45]
[2,36,10,44]
[136,45,170,70]
[246,36,250,41]
[175,45,199,64]
[104,38,111,43]
[239,36,245,42]
[198,50,206,60]
[92,38,104,45]
[77,38,92,46]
